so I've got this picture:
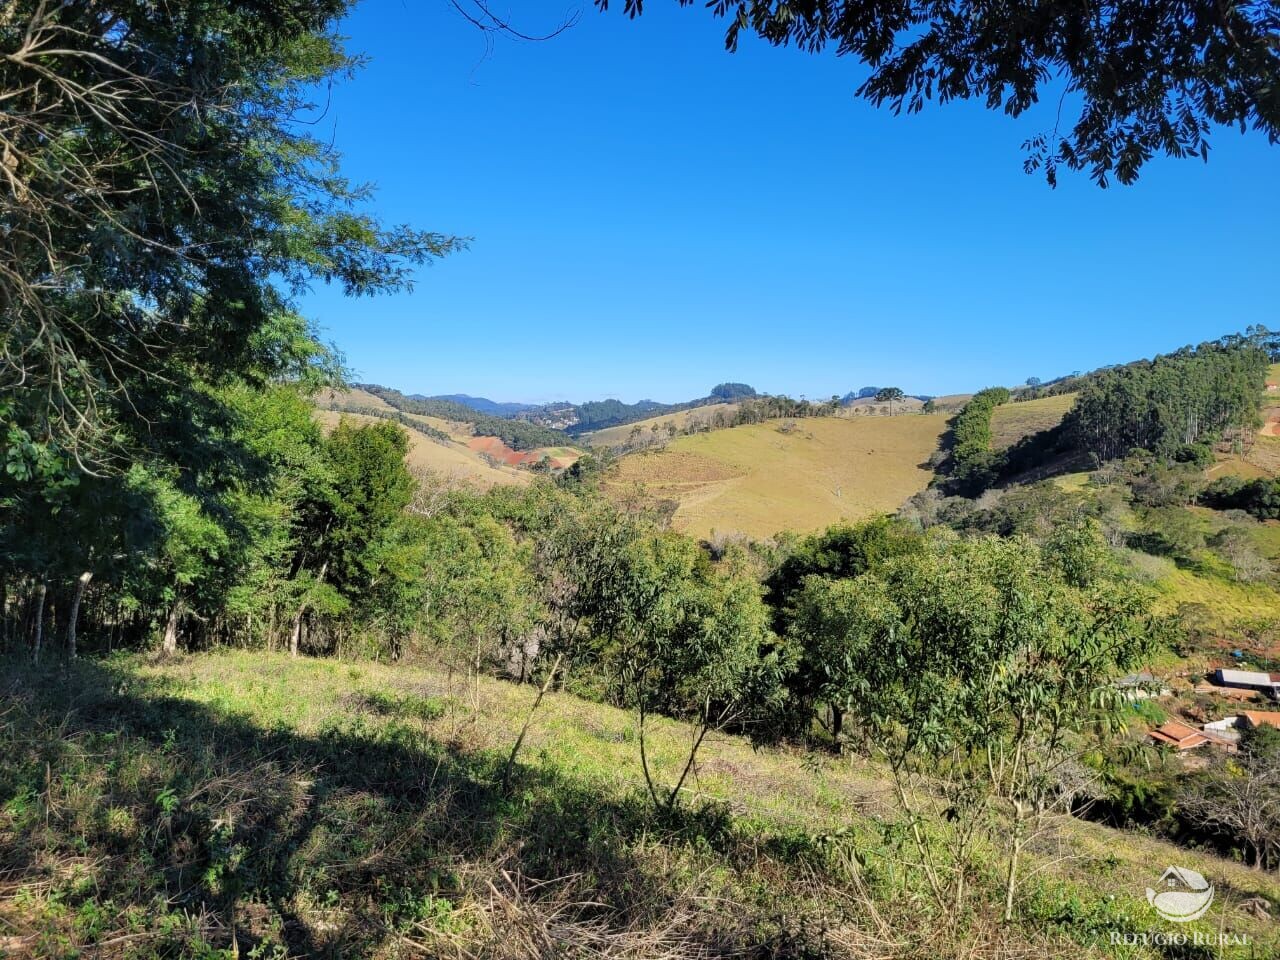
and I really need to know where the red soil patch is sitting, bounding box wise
[466,437,579,470]
[1261,415,1280,437]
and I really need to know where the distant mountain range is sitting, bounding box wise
[406,383,763,436]
[412,394,541,417]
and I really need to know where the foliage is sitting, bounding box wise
[810,529,1159,916]
[709,382,757,400]
[597,533,786,810]
[1063,336,1267,462]
[766,517,924,735]
[1,0,457,466]
[1203,475,1280,521]
[941,387,1010,493]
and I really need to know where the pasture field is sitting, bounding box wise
[5,650,1276,959]
[988,392,1077,450]
[313,410,529,488]
[926,393,972,413]
[402,410,474,437]
[581,402,740,448]
[313,386,398,413]
[607,414,948,538]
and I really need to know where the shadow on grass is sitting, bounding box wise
[0,656,773,959]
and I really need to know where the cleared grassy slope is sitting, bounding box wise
[314,386,398,412]
[313,409,529,488]
[4,651,1275,959]
[607,415,948,539]
[581,403,740,448]
[988,392,1077,450]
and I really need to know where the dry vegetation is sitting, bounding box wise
[606,415,948,539]
[313,410,529,489]
[988,393,1078,450]
[313,386,399,413]
[581,404,740,449]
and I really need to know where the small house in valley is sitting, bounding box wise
[1148,721,1211,751]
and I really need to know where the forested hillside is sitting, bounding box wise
[356,385,572,451]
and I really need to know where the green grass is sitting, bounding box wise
[4,651,1279,958]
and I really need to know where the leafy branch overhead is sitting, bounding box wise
[599,0,1280,186]
[0,0,463,468]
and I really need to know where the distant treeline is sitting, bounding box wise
[940,334,1271,495]
[358,384,571,450]
[943,387,1011,493]
[563,383,759,435]
[1062,337,1267,462]
[317,402,453,445]
[570,398,672,432]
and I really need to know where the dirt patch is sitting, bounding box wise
[610,450,744,487]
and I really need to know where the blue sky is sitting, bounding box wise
[299,1,1280,404]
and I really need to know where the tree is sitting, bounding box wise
[710,382,757,400]
[874,386,905,415]
[1181,730,1280,870]
[598,0,1280,186]
[602,533,785,812]
[1,1,460,464]
[501,496,643,789]
[831,533,1157,918]
[284,419,415,657]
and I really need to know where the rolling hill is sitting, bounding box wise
[605,414,948,538]
[580,402,741,448]
[313,409,531,488]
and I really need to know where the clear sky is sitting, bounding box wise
[298,1,1280,404]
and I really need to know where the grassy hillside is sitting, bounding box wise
[607,415,948,538]
[5,650,1277,959]
[582,403,739,448]
[313,410,529,489]
[989,393,1077,450]
[314,386,398,413]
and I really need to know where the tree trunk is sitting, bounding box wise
[161,601,181,656]
[502,652,564,791]
[831,704,843,739]
[290,562,328,658]
[67,571,92,659]
[1003,806,1027,922]
[32,581,47,663]
[289,605,304,657]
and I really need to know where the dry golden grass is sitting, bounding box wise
[989,393,1077,450]
[927,393,973,413]
[607,415,948,539]
[312,409,529,488]
[581,403,740,449]
[313,386,398,412]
